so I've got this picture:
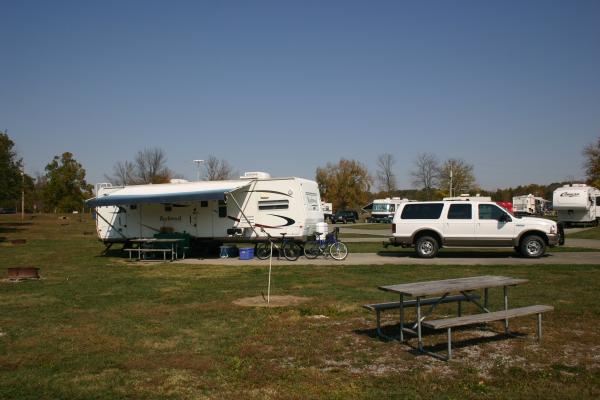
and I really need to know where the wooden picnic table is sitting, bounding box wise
[378,275,529,352]
[126,238,185,261]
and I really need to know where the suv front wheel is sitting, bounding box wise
[415,235,439,258]
[519,235,546,258]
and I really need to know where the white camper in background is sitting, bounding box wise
[368,197,412,223]
[552,184,600,226]
[321,202,333,221]
[512,194,536,216]
[87,172,324,244]
[512,194,550,216]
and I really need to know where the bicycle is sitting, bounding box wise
[255,229,303,261]
[303,227,348,260]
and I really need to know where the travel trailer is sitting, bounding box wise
[552,184,600,226]
[321,202,333,221]
[86,172,324,244]
[512,194,550,216]
[368,197,412,223]
[512,194,535,215]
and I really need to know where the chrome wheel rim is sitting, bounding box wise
[419,241,433,255]
[526,240,541,256]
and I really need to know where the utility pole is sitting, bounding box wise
[193,159,205,181]
[449,164,453,198]
[21,164,25,221]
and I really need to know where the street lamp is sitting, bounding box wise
[193,159,205,181]
[20,166,25,220]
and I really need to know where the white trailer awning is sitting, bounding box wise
[86,180,251,207]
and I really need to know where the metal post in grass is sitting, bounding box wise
[267,241,273,303]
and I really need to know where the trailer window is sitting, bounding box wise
[200,201,208,207]
[400,204,444,219]
[372,204,391,212]
[218,200,227,218]
[259,200,289,210]
[596,196,600,206]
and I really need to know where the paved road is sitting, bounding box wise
[175,251,600,266]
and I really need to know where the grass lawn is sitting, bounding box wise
[339,232,388,238]
[1,214,600,399]
[567,226,600,240]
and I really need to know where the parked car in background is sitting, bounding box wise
[331,210,358,224]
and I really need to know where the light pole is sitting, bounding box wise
[193,159,205,181]
[449,165,453,198]
[21,165,25,220]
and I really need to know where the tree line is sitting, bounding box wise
[1,129,599,214]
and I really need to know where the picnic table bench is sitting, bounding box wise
[123,238,184,261]
[368,275,553,359]
[362,293,480,339]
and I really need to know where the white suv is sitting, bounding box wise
[389,200,564,258]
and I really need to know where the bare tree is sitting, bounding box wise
[105,160,136,186]
[135,148,171,184]
[203,155,236,181]
[376,153,397,195]
[583,137,600,188]
[437,158,477,197]
[410,153,439,200]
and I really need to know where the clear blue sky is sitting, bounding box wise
[2,0,599,190]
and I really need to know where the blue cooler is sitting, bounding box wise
[239,247,254,260]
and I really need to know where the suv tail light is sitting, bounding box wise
[392,224,396,234]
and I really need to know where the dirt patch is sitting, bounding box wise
[233,295,311,308]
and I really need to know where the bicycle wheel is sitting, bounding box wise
[303,241,321,259]
[255,242,272,260]
[283,241,302,261]
[329,241,348,260]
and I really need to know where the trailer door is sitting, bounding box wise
[195,201,214,238]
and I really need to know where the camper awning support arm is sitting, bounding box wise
[226,192,267,243]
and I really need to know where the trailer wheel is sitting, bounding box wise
[519,235,546,258]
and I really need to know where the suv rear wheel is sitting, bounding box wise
[415,235,439,258]
[519,235,546,258]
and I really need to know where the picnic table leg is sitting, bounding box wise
[417,297,423,351]
[399,293,404,342]
[537,313,542,341]
[503,286,509,333]
[447,328,452,360]
[484,288,489,309]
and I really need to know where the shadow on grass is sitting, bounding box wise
[375,250,553,259]
[0,221,33,227]
[0,227,21,235]
[355,323,528,359]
